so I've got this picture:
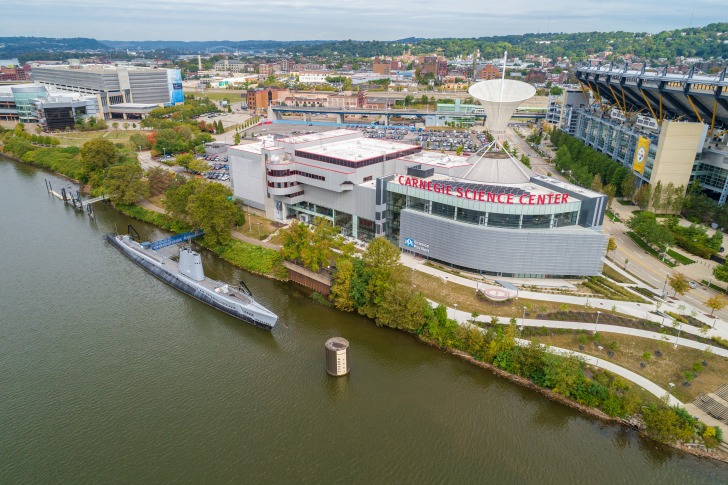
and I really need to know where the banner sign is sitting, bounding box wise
[396,176,570,205]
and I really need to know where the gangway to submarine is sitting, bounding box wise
[139,229,205,250]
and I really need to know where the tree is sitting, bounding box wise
[174,153,194,168]
[80,139,119,179]
[634,184,651,210]
[360,237,401,319]
[706,295,727,316]
[713,261,728,283]
[607,237,617,257]
[375,281,431,331]
[147,166,178,196]
[667,272,690,297]
[186,182,237,245]
[590,174,603,193]
[602,184,616,211]
[330,258,356,312]
[188,158,210,173]
[651,180,663,212]
[234,132,241,145]
[164,178,203,221]
[112,122,119,130]
[620,173,637,199]
[123,122,130,130]
[104,163,149,204]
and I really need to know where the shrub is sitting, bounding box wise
[642,352,652,360]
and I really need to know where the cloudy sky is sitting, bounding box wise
[3,0,723,41]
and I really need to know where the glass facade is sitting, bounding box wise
[386,189,580,242]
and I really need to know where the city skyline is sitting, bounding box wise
[2,0,723,42]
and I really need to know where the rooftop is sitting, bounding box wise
[399,151,471,169]
[297,137,419,163]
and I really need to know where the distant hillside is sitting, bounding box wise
[0,36,109,57]
[2,23,726,62]
[101,39,321,53]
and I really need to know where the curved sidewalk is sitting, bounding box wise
[440,303,728,358]
[405,252,728,339]
[517,338,683,407]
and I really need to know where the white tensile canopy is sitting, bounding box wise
[468,79,536,135]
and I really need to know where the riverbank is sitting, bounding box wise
[6,150,727,463]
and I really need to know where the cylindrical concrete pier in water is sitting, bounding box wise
[325,337,349,376]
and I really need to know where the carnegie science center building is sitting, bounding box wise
[228,128,608,278]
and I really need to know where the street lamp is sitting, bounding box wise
[522,306,527,325]
[713,316,719,329]
[674,320,683,349]
[662,276,668,299]
[257,222,261,239]
[594,311,601,334]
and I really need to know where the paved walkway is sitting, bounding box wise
[438,301,728,357]
[517,338,683,407]
[404,252,728,340]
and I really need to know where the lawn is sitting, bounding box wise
[534,332,728,403]
[236,212,282,241]
[409,269,582,319]
[602,264,633,284]
[626,231,676,268]
[667,248,695,265]
[185,91,247,102]
[49,129,145,148]
[605,210,621,222]
[617,199,635,206]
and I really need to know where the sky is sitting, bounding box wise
[2,0,724,42]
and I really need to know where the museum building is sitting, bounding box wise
[228,129,608,277]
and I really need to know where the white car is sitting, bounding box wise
[689,281,697,289]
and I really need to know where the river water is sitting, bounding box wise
[1,157,728,483]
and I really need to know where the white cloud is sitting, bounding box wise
[1,0,720,41]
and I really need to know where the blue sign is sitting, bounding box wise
[404,238,415,248]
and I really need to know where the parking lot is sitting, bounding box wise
[202,154,229,181]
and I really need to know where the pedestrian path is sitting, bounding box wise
[403,252,728,339]
[438,302,728,358]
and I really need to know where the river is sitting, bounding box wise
[1,157,727,483]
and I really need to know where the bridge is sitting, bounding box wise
[575,62,728,137]
[269,105,545,125]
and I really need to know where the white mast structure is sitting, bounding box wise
[468,51,536,162]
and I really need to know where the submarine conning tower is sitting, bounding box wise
[179,247,205,281]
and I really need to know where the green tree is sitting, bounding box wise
[79,138,119,178]
[713,261,728,283]
[651,180,663,212]
[633,184,651,209]
[234,132,241,145]
[186,182,237,245]
[188,158,210,173]
[359,237,401,319]
[330,258,356,311]
[164,178,203,220]
[667,272,690,297]
[104,163,150,204]
[620,173,637,199]
[375,281,431,331]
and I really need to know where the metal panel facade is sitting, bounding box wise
[399,209,606,276]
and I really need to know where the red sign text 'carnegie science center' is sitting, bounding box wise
[397,176,569,205]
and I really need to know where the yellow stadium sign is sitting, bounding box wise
[632,136,649,174]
